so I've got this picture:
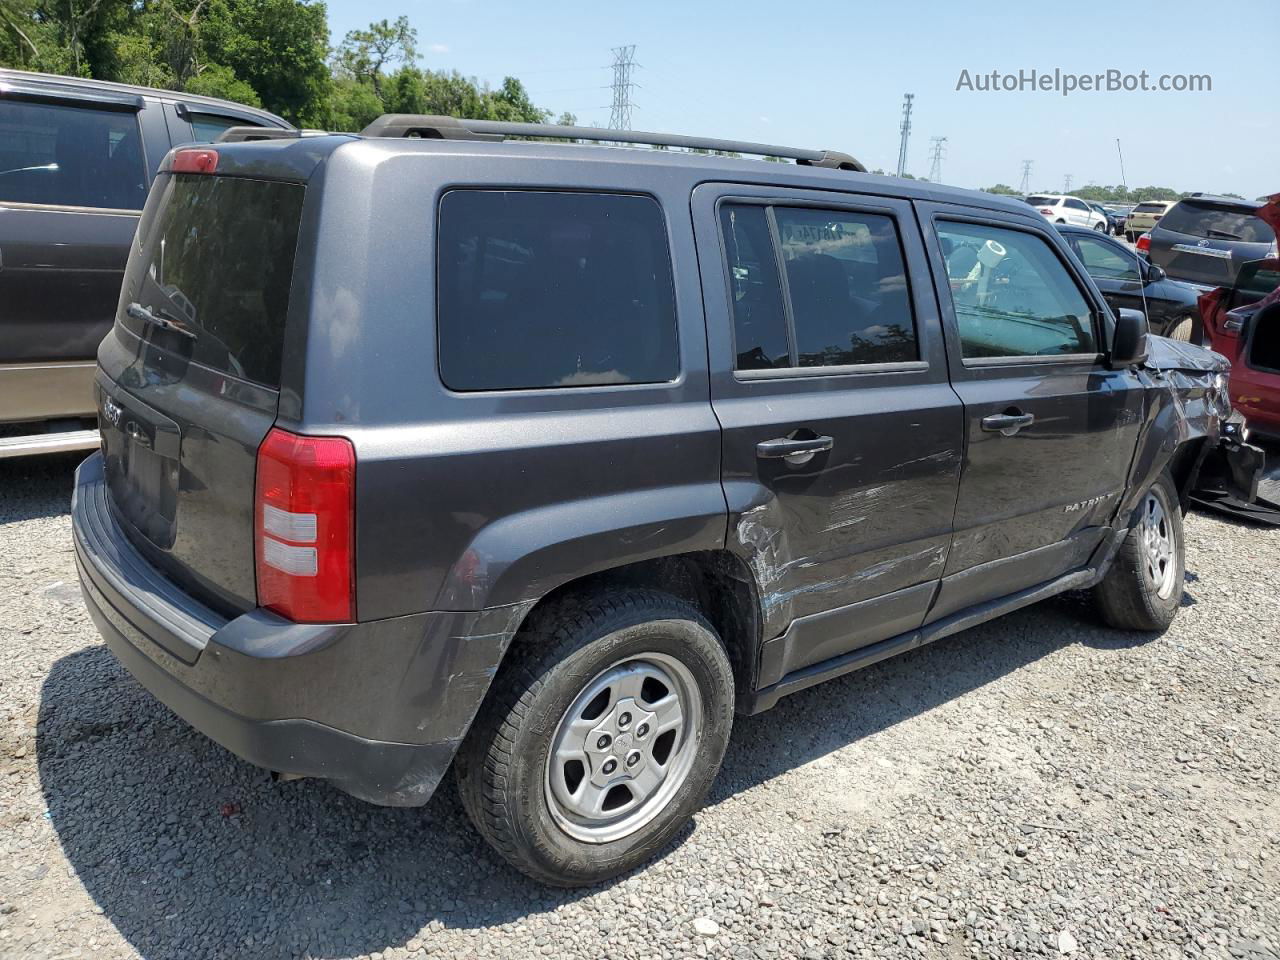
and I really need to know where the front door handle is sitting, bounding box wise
[981,411,1035,436]
[756,435,834,460]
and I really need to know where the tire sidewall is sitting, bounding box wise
[506,612,733,884]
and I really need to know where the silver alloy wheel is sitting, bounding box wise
[1139,491,1177,600]
[545,652,701,844]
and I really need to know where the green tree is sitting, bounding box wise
[982,183,1020,195]
[335,14,414,99]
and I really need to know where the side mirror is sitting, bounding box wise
[1145,262,1166,283]
[1111,308,1149,367]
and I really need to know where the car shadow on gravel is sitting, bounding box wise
[38,592,1160,960]
[0,451,85,523]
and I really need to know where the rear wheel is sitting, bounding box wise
[1094,472,1184,631]
[455,589,734,886]
[1094,221,1106,231]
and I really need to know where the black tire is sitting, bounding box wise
[454,589,735,886]
[1093,472,1185,631]
[1094,221,1106,231]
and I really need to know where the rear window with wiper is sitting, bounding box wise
[1158,200,1275,243]
[120,173,305,387]
[1025,196,1060,206]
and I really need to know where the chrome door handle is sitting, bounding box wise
[756,435,834,460]
[981,412,1035,436]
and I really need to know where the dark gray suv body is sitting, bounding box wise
[71,124,1260,884]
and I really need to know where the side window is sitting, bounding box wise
[1074,235,1142,282]
[718,202,919,371]
[0,100,146,209]
[437,190,679,391]
[718,205,790,370]
[187,114,251,143]
[1065,198,1087,211]
[937,222,1097,360]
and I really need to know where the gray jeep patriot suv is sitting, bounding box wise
[71,117,1256,886]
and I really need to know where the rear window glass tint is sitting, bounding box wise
[774,207,918,366]
[1158,201,1274,243]
[719,204,790,370]
[121,174,304,386]
[437,190,679,391]
[0,100,146,209]
[1133,202,1168,213]
[1026,196,1059,206]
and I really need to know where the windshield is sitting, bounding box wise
[1158,201,1275,243]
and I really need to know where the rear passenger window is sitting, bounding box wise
[719,202,919,371]
[437,190,679,391]
[0,100,146,209]
[937,222,1097,360]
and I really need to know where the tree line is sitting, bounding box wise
[0,1,567,130]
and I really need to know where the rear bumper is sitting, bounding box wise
[72,452,530,806]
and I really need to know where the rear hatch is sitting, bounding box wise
[95,155,308,615]
[1149,199,1276,288]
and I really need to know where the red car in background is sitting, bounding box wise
[1199,196,1280,443]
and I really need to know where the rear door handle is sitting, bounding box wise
[756,435,834,460]
[981,412,1035,436]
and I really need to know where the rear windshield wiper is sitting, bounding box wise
[126,302,196,339]
[1205,229,1243,240]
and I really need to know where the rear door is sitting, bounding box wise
[0,94,153,366]
[692,183,963,683]
[96,165,307,615]
[918,203,1145,620]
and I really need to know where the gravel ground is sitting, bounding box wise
[1,452,1278,960]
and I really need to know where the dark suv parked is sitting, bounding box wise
[72,117,1259,886]
[1147,194,1278,290]
[0,69,290,457]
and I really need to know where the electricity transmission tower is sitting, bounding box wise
[1063,173,1074,192]
[1019,160,1033,194]
[927,136,947,183]
[608,45,638,131]
[895,93,914,176]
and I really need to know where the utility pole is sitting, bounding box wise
[1019,160,1033,194]
[926,136,947,183]
[608,45,638,131]
[895,93,914,177]
[1063,173,1074,193]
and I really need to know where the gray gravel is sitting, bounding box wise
[2,452,1278,960]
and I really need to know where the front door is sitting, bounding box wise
[692,183,964,685]
[1064,229,1148,319]
[918,204,1146,621]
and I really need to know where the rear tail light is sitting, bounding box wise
[255,427,355,623]
[171,148,219,174]
[1136,233,1151,253]
[1038,208,1055,215]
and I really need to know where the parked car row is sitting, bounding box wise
[0,68,291,456]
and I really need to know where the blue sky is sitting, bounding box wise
[325,0,1278,200]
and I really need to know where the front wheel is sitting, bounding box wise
[1167,316,1196,343]
[1094,221,1106,231]
[455,589,735,886]
[1093,473,1185,631]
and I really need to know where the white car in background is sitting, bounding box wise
[1024,194,1109,230]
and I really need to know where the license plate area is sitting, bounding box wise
[99,383,181,550]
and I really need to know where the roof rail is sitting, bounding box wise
[359,114,867,172]
[214,126,332,143]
